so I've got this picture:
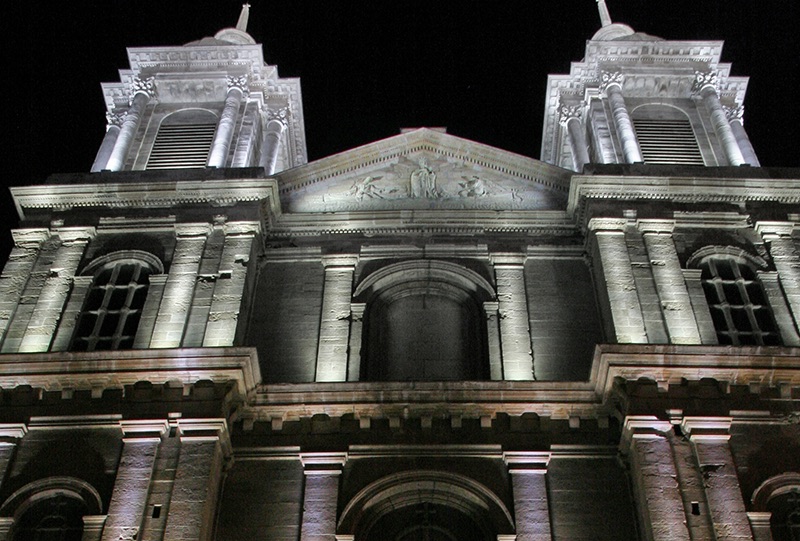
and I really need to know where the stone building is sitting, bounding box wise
[1,4,799,541]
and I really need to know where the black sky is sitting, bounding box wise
[7,1,800,245]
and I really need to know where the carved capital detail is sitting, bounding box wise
[599,71,624,92]
[266,106,290,125]
[692,71,718,94]
[724,105,744,122]
[558,103,583,125]
[130,76,155,99]
[227,74,250,96]
[105,112,125,127]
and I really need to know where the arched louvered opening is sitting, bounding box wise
[146,109,218,169]
[632,104,704,165]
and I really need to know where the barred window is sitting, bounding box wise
[72,252,162,351]
[699,256,781,346]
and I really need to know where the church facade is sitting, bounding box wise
[0,5,798,541]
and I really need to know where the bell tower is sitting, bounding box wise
[541,0,760,171]
[92,4,307,174]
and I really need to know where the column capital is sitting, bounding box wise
[599,70,624,93]
[490,253,527,267]
[587,217,627,232]
[130,76,155,100]
[503,451,551,472]
[692,71,719,95]
[300,452,348,475]
[176,418,232,456]
[558,102,583,126]
[0,424,27,440]
[680,416,732,441]
[226,74,249,96]
[755,220,798,239]
[266,106,290,126]
[54,226,96,244]
[106,112,125,127]
[223,220,260,237]
[637,219,676,234]
[622,415,672,442]
[724,104,744,123]
[322,254,359,269]
[174,223,213,238]
[119,420,169,439]
[11,228,50,248]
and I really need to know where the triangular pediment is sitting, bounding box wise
[276,129,572,213]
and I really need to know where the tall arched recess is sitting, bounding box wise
[353,260,496,382]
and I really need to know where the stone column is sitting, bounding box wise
[208,76,247,168]
[0,229,49,349]
[682,418,754,541]
[747,512,773,541]
[101,421,167,541]
[150,224,209,348]
[203,222,258,347]
[106,77,154,171]
[559,103,590,172]
[91,113,124,172]
[601,71,642,164]
[260,117,286,174]
[504,452,552,541]
[347,303,366,382]
[682,269,719,345]
[639,221,702,344]
[693,72,745,166]
[588,219,648,343]
[623,416,691,541]
[316,256,358,382]
[491,254,534,380]
[299,453,347,541]
[483,301,503,380]
[724,106,760,166]
[164,420,230,541]
[19,227,94,353]
[756,222,800,335]
[0,425,26,492]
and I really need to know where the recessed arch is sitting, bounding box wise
[752,473,800,511]
[337,470,514,540]
[0,476,103,518]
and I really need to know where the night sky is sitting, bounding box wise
[7,1,800,256]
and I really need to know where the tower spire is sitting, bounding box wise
[596,0,613,27]
[236,4,251,32]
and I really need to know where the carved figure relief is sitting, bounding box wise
[410,159,439,198]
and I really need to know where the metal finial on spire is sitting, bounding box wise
[236,4,251,32]
[596,0,613,27]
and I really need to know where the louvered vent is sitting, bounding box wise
[633,118,705,165]
[146,123,216,169]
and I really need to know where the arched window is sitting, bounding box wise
[146,109,218,169]
[1,478,103,541]
[353,261,495,381]
[689,248,781,346]
[752,474,800,541]
[72,251,163,351]
[632,104,704,165]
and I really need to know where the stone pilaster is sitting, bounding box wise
[133,275,167,349]
[82,516,108,541]
[163,420,230,541]
[101,421,167,541]
[623,416,691,541]
[208,76,247,168]
[724,106,760,167]
[627,226,669,344]
[260,118,286,174]
[0,425,26,492]
[150,225,210,348]
[759,272,800,346]
[756,222,800,339]
[682,418,754,541]
[106,78,154,171]
[639,222,702,344]
[559,103,590,172]
[316,256,357,382]
[694,72,745,166]
[50,275,93,351]
[0,518,14,541]
[483,301,503,380]
[682,269,719,345]
[18,227,94,353]
[504,452,552,541]
[0,229,49,349]
[601,72,642,163]
[300,453,347,541]
[588,219,648,343]
[347,303,366,381]
[491,254,534,380]
[183,226,226,347]
[203,222,258,347]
